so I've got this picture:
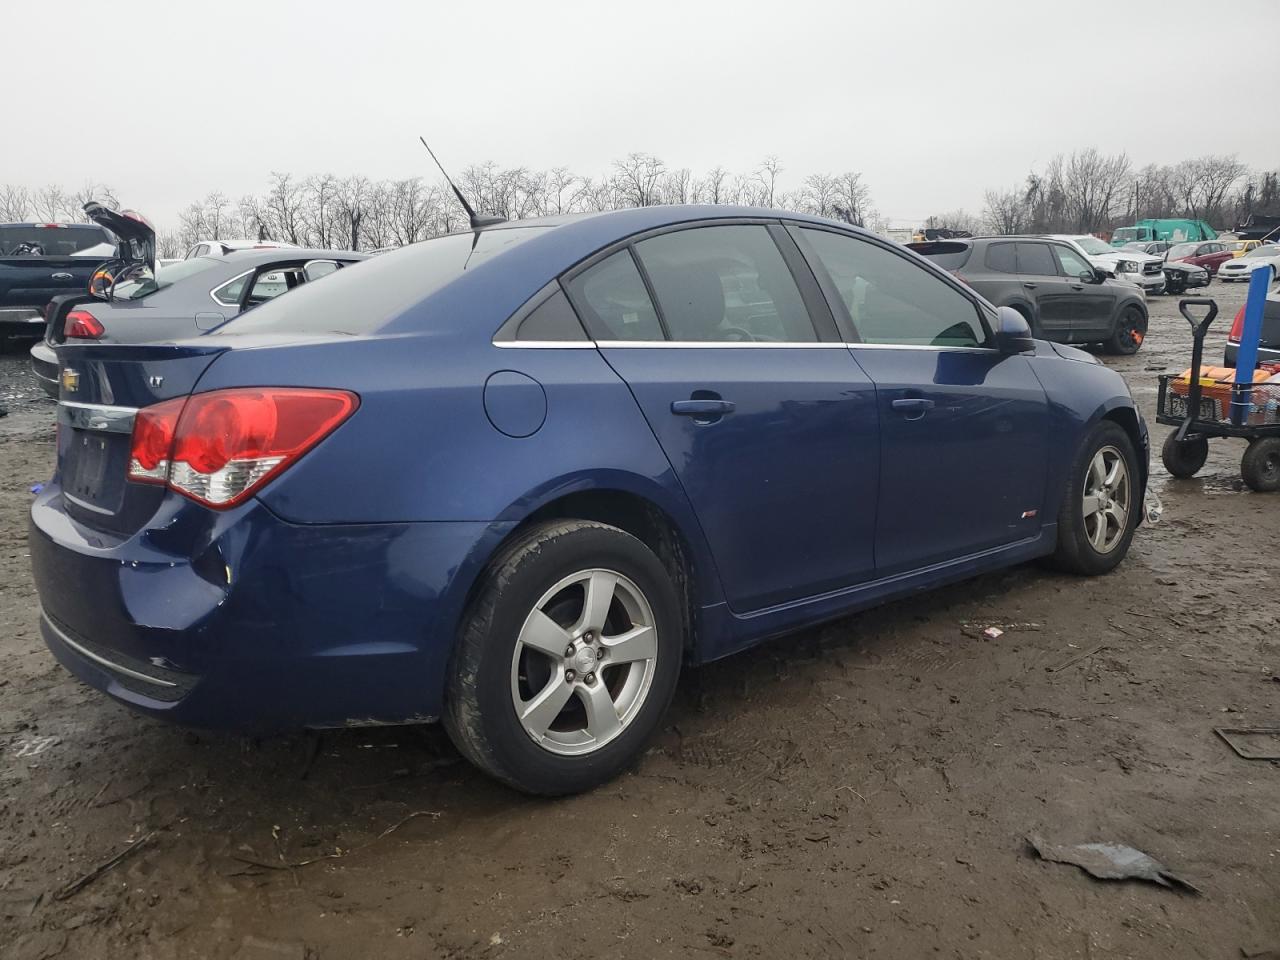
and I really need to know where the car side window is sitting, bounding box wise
[1053,246,1092,278]
[516,288,588,341]
[247,268,295,305]
[799,227,986,347]
[564,250,664,341]
[1015,243,1058,277]
[211,273,248,306]
[984,243,1017,273]
[634,225,817,342]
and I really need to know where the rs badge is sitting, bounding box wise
[61,368,79,392]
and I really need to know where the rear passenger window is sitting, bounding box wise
[634,225,817,342]
[517,289,587,341]
[799,228,986,347]
[1015,243,1058,276]
[984,243,1017,273]
[564,250,663,341]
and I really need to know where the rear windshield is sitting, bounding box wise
[110,258,222,301]
[0,224,111,256]
[1168,243,1199,258]
[218,227,547,336]
[1245,244,1279,258]
[906,241,971,270]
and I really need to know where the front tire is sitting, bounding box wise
[1105,306,1147,355]
[1162,432,1208,478]
[1049,421,1140,575]
[444,520,683,795]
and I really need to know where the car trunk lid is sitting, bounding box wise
[55,341,226,534]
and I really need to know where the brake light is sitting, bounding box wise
[1228,305,1245,344]
[127,388,358,508]
[64,310,104,339]
[36,223,67,229]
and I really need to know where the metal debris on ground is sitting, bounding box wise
[1215,727,1280,761]
[1026,835,1200,894]
[982,626,1004,640]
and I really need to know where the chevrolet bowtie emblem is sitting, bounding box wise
[61,368,79,392]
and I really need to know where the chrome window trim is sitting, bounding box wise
[594,340,846,349]
[58,400,138,434]
[845,342,995,353]
[492,340,596,349]
[210,268,254,308]
[41,613,178,688]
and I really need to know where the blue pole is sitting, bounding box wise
[1231,264,1274,425]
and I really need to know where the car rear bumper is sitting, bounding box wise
[1224,340,1280,367]
[0,307,46,340]
[29,485,509,731]
[30,341,58,397]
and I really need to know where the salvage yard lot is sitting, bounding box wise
[1,282,1278,959]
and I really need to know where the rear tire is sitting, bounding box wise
[1049,421,1140,576]
[1241,438,1280,493]
[1161,432,1208,478]
[444,520,683,795]
[1105,306,1147,355]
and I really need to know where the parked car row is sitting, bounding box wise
[30,202,1151,794]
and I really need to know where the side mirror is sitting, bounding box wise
[1079,270,1097,283]
[994,305,1034,354]
[1093,268,1109,283]
[302,259,341,283]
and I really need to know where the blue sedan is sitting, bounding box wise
[29,206,1148,794]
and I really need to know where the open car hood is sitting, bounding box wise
[83,201,155,271]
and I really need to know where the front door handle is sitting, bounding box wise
[51,272,73,280]
[1022,282,1038,289]
[891,397,935,420]
[1070,283,1085,290]
[671,399,735,418]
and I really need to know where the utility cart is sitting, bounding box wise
[1158,296,1280,492]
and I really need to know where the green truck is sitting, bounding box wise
[1110,219,1217,247]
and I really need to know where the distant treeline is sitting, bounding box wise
[1,149,1275,256]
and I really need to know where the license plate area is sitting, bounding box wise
[1166,393,1218,421]
[63,429,130,514]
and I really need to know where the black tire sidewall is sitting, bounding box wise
[1241,438,1280,493]
[450,523,682,795]
[1161,432,1208,478]
[1054,421,1141,575]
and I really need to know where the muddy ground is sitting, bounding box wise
[2,283,1278,960]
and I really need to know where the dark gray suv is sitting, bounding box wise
[909,237,1149,355]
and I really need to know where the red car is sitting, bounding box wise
[1167,240,1234,276]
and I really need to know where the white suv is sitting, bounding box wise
[1046,234,1165,294]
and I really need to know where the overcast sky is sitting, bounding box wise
[5,0,1277,230]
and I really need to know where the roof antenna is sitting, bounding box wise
[419,136,507,230]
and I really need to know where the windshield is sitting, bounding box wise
[0,224,111,256]
[1073,237,1112,255]
[1112,228,1140,242]
[1168,243,1199,258]
[1120,242,1148,252]
[109,257,222,301]
[1245,244,1279,258]
[220,227,547,336]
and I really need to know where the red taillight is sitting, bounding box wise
[1228,306,1245,344]
[64,310,105,339]
[127,388,358,508]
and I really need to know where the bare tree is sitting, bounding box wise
[264,172,304,244]
[697,166,729,205]
[756,156,782,209]
[612,153,665,207]
[981,188,1028,234]
[831,172,872,227]
[0,185,31,221]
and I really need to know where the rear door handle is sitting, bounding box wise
[51,272,73,280]
[1022,282,1038,289]
[671,399,735,418]
[891,397,935,419]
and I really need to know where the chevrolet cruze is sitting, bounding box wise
[30,206,1148,794]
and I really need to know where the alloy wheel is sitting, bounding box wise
[1082,444,1131,554]
[509,569,658,756]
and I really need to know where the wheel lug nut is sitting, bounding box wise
[585,673,596,685]
[565,669,576,683]
[596,647,605,659]
[565,645,576,658]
